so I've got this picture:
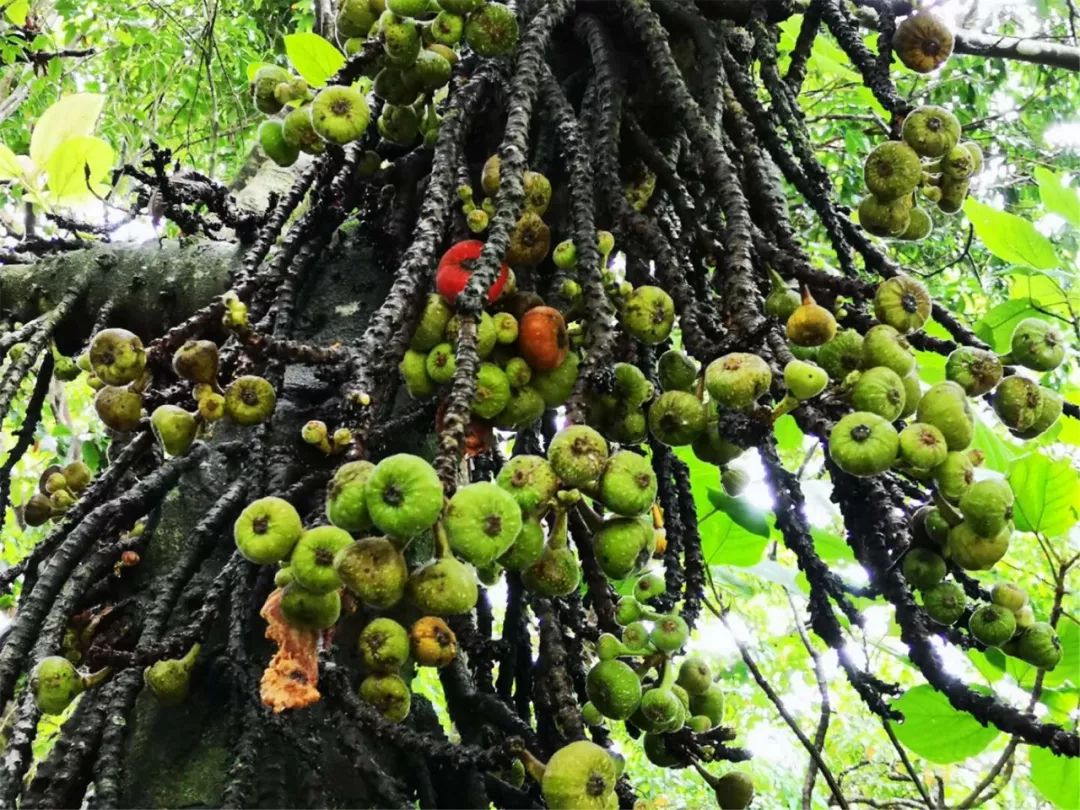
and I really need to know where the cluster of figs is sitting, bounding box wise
[253,0,518,167]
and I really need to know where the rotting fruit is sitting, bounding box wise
[335,536,409,608]
[410,616,458,667]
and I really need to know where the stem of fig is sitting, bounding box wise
[434,522,451,558]
[932,490,964,526]
[693,761,721,789]
[770,394,800,422]
[767,268,788,294]
[996,352,1015,366]
[180,643,201,670]
[695,373,706,402]
[547,508,569,550]
[658,658,675,691]
[81,665,112,691]
[516,747,547,784]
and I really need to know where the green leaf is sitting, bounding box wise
[963,198,1060,270]
[44,135,114,201]
[705,490,770,537]
[1007,452,1079,537]
[0,143,24,181]
[1030,745,1080,808]
[970,418,1016,474]
[701,512,768,567]
[284,33,344,87]
[811,528,854,562]
[973,299,1052,353]
[966,648,1005,684]
[3,0,28,24]
[890,685,1000,763]
[1034,166,1080,229]
[1043,618,1079,688]
[29,94,105,166]
[773,414,804,452]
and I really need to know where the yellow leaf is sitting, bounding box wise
[30,94,105,166]
[44,136,115,202]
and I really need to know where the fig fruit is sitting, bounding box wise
[864,142,923,201]
[435,240,509,305]
[711,771,755,810]
[968,604,1017,648]
[613,362,654,406]
[530,352,580,408]
[689,684,725,728]
[548,425,609,489]
[933,451,975,502]
[586,659,642,720]
[464,2,519,57]
[290,526,353,594]
[280,583,341,630]
[23,493,54,526]
[144,643,199,705]
[946,521,1011,571]
[992,375,1043,433]
[382,16,421,67]
[251,65,290,113]
[817,329,864,381]
[224,375,276,425]
[902,106,961,158]
[900,207,934,241]
[326,460,376,533]
[311,85,370,145]
[407,555,478,615]
[916,381,973,451]
[594,517,652,580]
[765,268,802,320]
[676,655,712,695]
[521,543,580,597]
[786,289,838,346]
[151,405,197,457]
[365,454,443,539]
[863,324,916,376]
[990,582,1027,612]
[172,339,219,384]
[945,347,1003,396]
[506,212,551,267]
[337,0,377,37]
[541,740,618,810]
[650,614,689,653]
[828,412,899,477]
[359,618,410,674]
[893,11,954,73]
[599,451,657,517]
[359,673,411,722]
[858,195,912,238]
[234,497,303,565]
[496,455,559,517]
[409,616,458,667]
[852,366,907,421]
[636,687,684,733]
[472,362,512,419]
[281,106,326,155]
[648,390,707,446]
[942,145,976,181]
[622,285,675,345]
[658,349,699,392]
[94,386,143,432]
[874,275,931,333]
[1011,388,1062,440]
[31,657,106,714]
[615,596,642,626]
[499,517,545,571]
[519,306,568,371]
[901,548,946,590]
[705,353,772,410]
[1015,622,1062,670]
[783,359,828,401]
[493,386,545,429]
[411,294,454,351]
[921,581,966,625]
[898,422,948,471]
[445,481,523,566]
[1008,318,1064,372]
[958,478,1014,537]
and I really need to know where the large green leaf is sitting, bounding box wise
[811,528,854,562]
[1030,746,1080,808]
[29,94,105,166]
[0,144,23,181]
[3,0,29,24]
[890,685,1000,763]
[284,33,345,87]
[44,136,114,201]
[970,418,1016,474]
[1043,618,1079,688]
[1007,452,1079,537]
[963,198,1060,270]
[1034,166,1080,229]
[705,490,770,538]
[700,511,769,567]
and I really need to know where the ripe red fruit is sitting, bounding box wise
[435,240,509,305]
[518,306,568,371]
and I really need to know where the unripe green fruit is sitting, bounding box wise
[817,329,864,381]
[864,141,923,200]
[274,567,294,588]
[621,621,652,653]
[326,460,376,532]
[636,687,684,733]
[400,348,435,397]
[945,347,1003,397]
[594,517,652,580]
[94,386,143,432]
[503,356,531,388]
[1011,388,1063,440]
[471,362,511,419]
[958,478,1014,538]
[144,644,200,705]
[828,411,899,477]
[548,425,608,489]
[530,351,580,408]
[413,295,454,352]
[634,572,666,603]
[690,684,725,727]
[599,451,657,517]
[31,657,101,714]
[62,462,91,493]
[942,144,976,180]
[499,517,545,571]
[783,359,828,401]
[862,324,915,377]
[705,353,772,411]
[643,733,683,768]
[596,633,626,661]
[765,269,802,321]
[938,178,969,215]
[281,106,326,155]
[901,548,946,590]
[916,381,974,451]
[712,771,755,810]
[387,0,429,16]
[692,422,744,466]
[172,339,220,385]
[676,655,713,695]
[234,497,303,565]
[902,105,961,158]
[541,741,618,810]
[586,659,642,720]
[258,120,299,167]
[365,454,443,539]
[968,604,1017,648]
[1008,318,1065,372]
[990,582,1027,612]
[523,170,553,215]
[933,451,975,502]
[338,0,377,37]
[359,618,410,673]
[650,614,689,652]
[280,583,341,630]
[898,422,948,471]
[615,595,642,626]
[613,363,654,406]
[648,390,707,447]
[311,85,370,145]
[431,11,465,44]
[900,207,933,241]
[251,65,290,113]
[658,349,699,392]
[290,526,353,594]
[921,581,966,625]
[463,2,519,57]
[621,285,675,344]
[992,375,1044,433]
[1015,622,1062,670]
[224,375,277,425]
[359,673,411,722]
[858,194,912,237]
[382,16,421,67]
[946,521,1011,571]
[151,405,197,457]
[496,455,559,517]
[24,493,54,526]
[407,556,478,615]
[874,275,931,333]
[1014,605,1036,629]
[445,481,522,566]
[521,544,580,597]
[493,385,545,429]
[851,366,906,421]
